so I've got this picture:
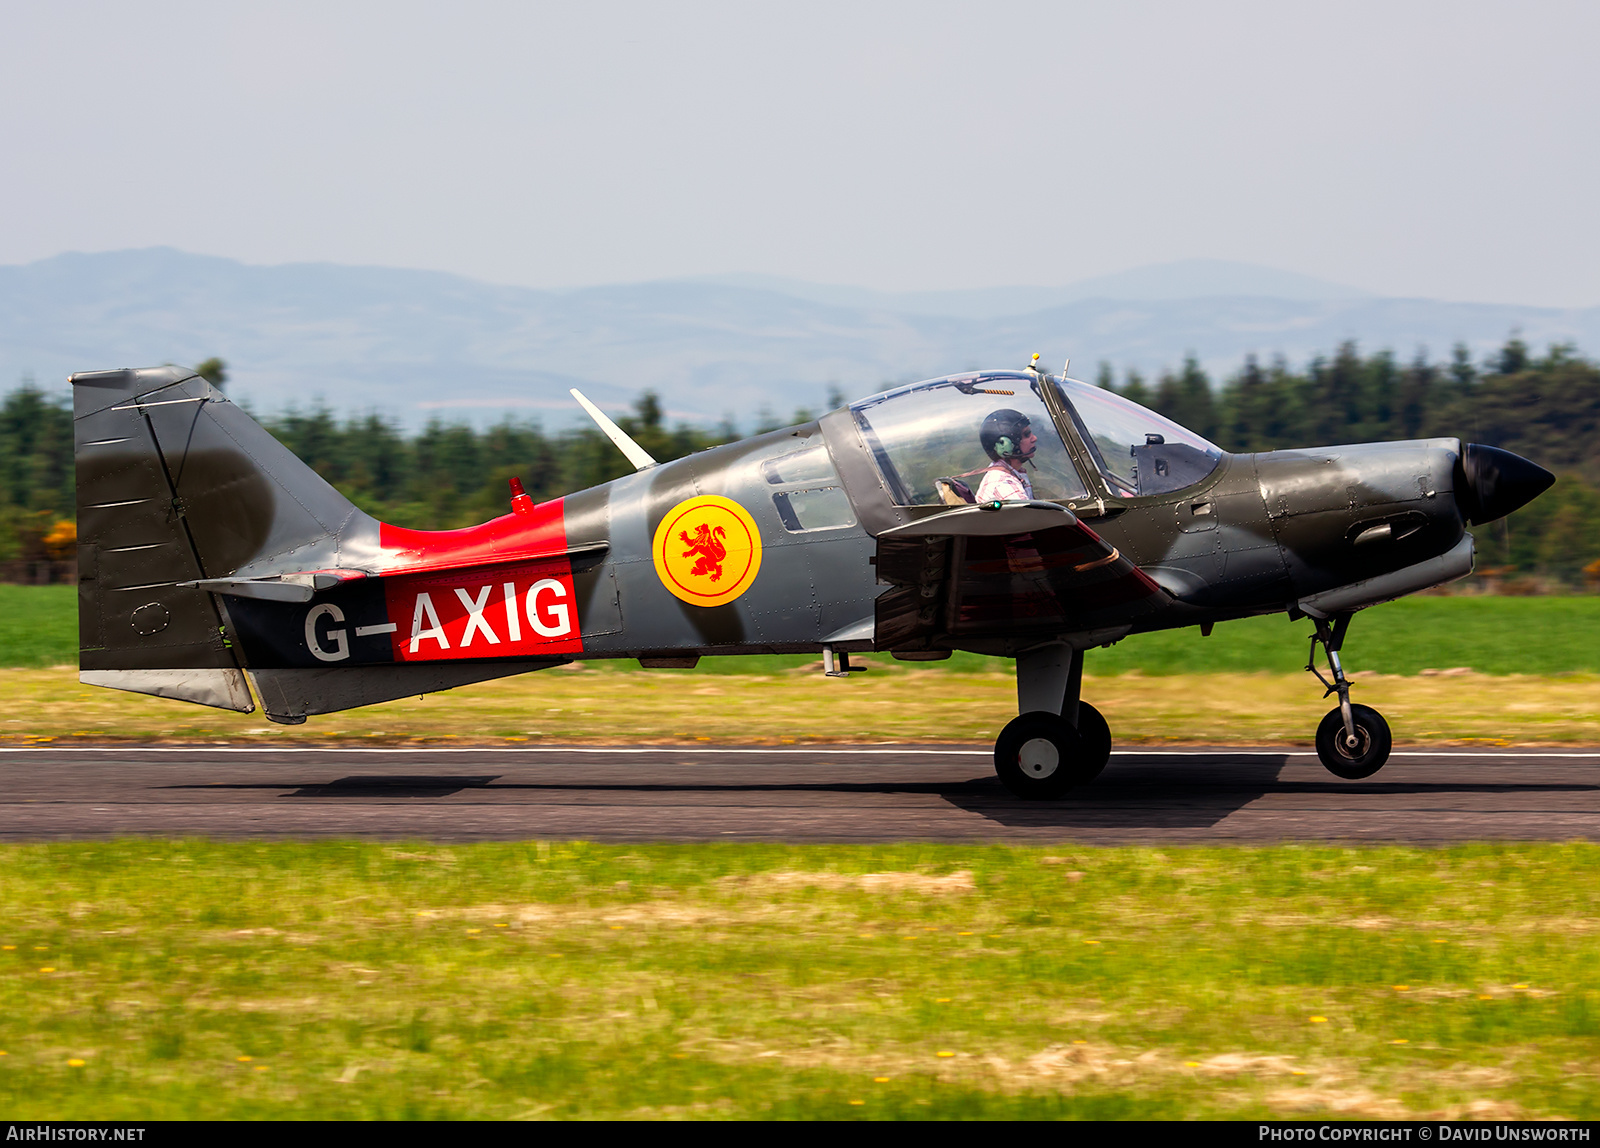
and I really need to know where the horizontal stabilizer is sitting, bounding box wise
[248,660,568,724]
[178,572,356,603]
[80,668,255,713]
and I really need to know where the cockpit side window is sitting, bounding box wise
[849,374,1090,506]
[1060,380,1222,497]
[763,433,857,532]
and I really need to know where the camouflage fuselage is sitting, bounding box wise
[71,365,1484,723]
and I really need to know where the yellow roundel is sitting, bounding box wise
[652,495,763,607]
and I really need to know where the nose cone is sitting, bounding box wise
[1457,444,1555,525]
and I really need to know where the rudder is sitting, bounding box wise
[73,365,377,712]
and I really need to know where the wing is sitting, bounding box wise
[871,501,1169,652]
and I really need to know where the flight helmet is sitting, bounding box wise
[980,408,1036,462]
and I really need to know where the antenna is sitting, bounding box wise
[1061,358,1070,380]
[569,389,658,471]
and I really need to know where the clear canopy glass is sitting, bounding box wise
[850,373,1089,505]
[1060,380,1222,497]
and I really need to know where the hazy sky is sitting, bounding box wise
[4,1,1598,306]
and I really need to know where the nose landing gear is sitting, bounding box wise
[1307,615,1391,779]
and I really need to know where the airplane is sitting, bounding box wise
[70,356,1553,798]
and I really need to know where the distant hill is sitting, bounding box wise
[3,248,1596,428]
[691,258,1377,318]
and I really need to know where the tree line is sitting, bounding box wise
[2,338,1596,585]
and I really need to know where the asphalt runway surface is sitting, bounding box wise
[3,744,1600,843]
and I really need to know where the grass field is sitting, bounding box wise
[7,585,1600,675]
[6,595,1598,1122]
[0,586,77,668]
[1,840,1596,1120]
[6,665,1600,745]
[7,586,1600,744]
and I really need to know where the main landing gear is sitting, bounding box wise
[1306,614,1392,779]
[995,644,1111,799]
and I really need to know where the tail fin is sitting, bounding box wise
[73,365,374,714]
[74,365,572,724]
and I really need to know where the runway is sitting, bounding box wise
[3,744,1600,843]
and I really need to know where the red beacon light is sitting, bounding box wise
[508,476,536,517]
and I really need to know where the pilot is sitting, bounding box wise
[975,408,1038,502]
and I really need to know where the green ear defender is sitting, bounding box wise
[994,436,1016,456]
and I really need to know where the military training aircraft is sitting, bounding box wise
[71,357,1553,798]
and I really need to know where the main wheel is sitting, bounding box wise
[1315,703,1392,779]
[1074,701,1113,783]
[995,711,1094,799]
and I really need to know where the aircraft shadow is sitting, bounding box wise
[945,758,1600,829]
[161,775,504,798]
[155,766,1600,832]
[161,774,992,799]
[942,755,1292,828]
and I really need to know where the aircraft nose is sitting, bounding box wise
[1456,443,1555,525]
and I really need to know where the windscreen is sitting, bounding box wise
[1061,380,1222,497]
[850,373,1089,505]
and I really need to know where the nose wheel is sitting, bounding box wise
[1307,615,1392,779]
[1315,703,1391,779]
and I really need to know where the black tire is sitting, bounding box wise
[1315,703,1392,779]
[994,711,1092,799]
[1074,701,1113,782]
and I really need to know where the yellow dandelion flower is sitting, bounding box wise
[873,1077,889,1083]
[1513,983,1530,989]
[610,925,624,931]
[1185,1061,1201,1067]
[67,1059,85,1068]
[466,928,481,935]
[958,931,973,936]
[254,1066,269,1072]
[849,1100,864,1106]
[39,967,54,973]
[1309,1016,1328,1023]
[1291,1070,1308,1076]
[1084,940,1100,945]
[935,998,951,1003]
[1,945,13,950]
[32,947,46,952]
[237,1056,253,1063]
[494,923,508,928]
[1392,985,1409,992]
[1391,1039,1408,1044]
[858,933,875,939]
[1432,938,1448,944]
[935,1051,955,1058]
[1072,1040,1087,1045]
[1478,995,1494,1000]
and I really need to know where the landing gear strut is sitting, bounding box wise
[995,644,1111,799]
[1306,615,1391,779]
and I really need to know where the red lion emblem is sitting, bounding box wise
[679,522,728,581]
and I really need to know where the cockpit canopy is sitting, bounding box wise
[849,371,1221,505]
[1060,378,1222,497]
